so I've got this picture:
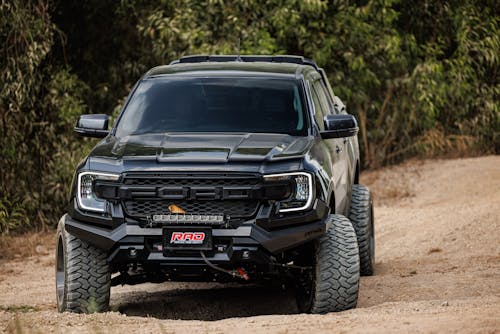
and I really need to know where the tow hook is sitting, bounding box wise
[200,251,250,280]
[236,267,250,281]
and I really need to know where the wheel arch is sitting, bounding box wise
[328,191,336,214]
[354,160,360,184]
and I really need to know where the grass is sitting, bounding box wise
[0,231,55,262]
[0,305,39,313]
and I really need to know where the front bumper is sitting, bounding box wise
[62,212,329,266]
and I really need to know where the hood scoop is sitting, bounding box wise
[157,134,242,163]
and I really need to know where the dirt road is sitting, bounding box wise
[1,156,499,333]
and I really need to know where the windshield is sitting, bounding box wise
[115,77,308,137]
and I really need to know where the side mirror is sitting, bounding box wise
[320,114,358,139]
[74,114,109,138]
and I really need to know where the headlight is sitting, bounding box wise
[264,172,314,212]
[77,172,120,212]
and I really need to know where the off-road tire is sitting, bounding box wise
[349,184,375,276]
[297,214,360,314]
[56,220,111,313]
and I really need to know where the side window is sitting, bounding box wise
[322,77,346,114]
[310,83,326,131]
[313,81,334,115]
[312,90,325,131]
[318,71,336,104]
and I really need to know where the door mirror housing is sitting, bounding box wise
[74,114,109,138]
[320,114,358,139]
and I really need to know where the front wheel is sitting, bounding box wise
[296,214,360,314]
[56,220,111,313]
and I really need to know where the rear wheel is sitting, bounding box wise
[296,214,360,314]
[349,184,375,276]
[56,221,111,313]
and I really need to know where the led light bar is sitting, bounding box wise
[150,214,225,224]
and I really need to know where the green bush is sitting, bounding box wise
[0,0,498,234]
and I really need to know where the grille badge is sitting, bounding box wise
[168,204,186,214]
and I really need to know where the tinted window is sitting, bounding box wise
[311,88,325,131]
[115,77,307,137]
[313,81,333,115]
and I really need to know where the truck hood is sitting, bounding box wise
[90,133,314,163]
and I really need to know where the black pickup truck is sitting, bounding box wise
[56,55,374,314]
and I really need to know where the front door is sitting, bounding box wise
[310,79,349,215]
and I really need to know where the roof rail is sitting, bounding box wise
[169,55,319,70]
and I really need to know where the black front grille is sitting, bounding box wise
[121,173,262,221]
[124,200,259,218]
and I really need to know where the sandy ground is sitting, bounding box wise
[0,156,499,333]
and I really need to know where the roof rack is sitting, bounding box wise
[169,55,319,70]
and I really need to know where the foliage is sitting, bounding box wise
[0,0,498,233]
[0,0,92,232]
[134,0,498,166]
[0,198,30,234]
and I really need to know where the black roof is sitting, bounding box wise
[145,55,320,78]
[171,55,319,69]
